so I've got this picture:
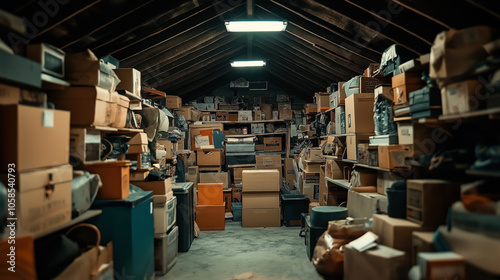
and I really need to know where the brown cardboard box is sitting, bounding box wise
[114,68,141,97]
[128,144,149,154]
[199,172,230,189]
[302,161,321,173]
[371,214,428,253]
[242,208,281,227]
[319,165,327,206]
[325,159,343,179]
[48,86,114,127]
[189,123,224,150]
[238,110,253,121]
[197,149,224,166]
[254,167,282,189]
[253,111,262,121]
[261,104,272,121]
[65,50,119,91]
[255,154,281,167]
[0,83,46,105]
[412,231,435,266]
[343,76,378,96]
[374,85,393,101]
[393,84,424,105]
[1,164,72,235]
[111,93,129,128]
[378,145,412,169]
[133,179,173,196]
[306,148,323,161]
[233,167,255,181]
[285,158,295,189]
[345,93,375,133]
[242,170,280,192]
[406,179,460,227]
[441,79,484,115]
[279,109,293,120]
[243,192,279,208]
[177,106,192,121]
[344,244,407,280]
[304,103,317,114]
[164,95,182,109]
[232,186,242,203]
[0,105,70,172]
[129,132,148,145]
[303,182,319,202]
[346,135,370,161]
[347,190,386,218]
[314,92,330,112]
[215,111,229,121]
[263,137,282,151]
[392,72,425,104]
[83,161,132,200]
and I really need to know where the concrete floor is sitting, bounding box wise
[160,221,323,280]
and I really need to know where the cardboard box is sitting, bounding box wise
[306,148,323,161]
[242,170,280,192]
[253,111,262,121]
[302,161,321,173]
[364,63,380,77]
[418,252,466,280]
[189,123,224,150]
[346,135,370,161]
[345,93,375,133]
[374,85,393,101]
[441,79,484,115]
[406,179,460,227]
[319,165,327,205]
[214,111,228,121]
[335,106,346,135]
[65,49,119,91]
[347,191,387,219]
[0,105,70,172]
[325,159,343,179]
[187,166,199,184]
[164,95,182,109]
[242,208,281,227]
[392,72,425,104]
[70,128,101,163]
[263,137,282,151]
[378,145,412,169]
[412,231,436,266]
[314,92,330,112]
[1,164,72,235]
[255,154,281,167]
[111,94,129,128]
[303,182,319,201]
[371,214,428,253]
[157,139,176,158]
[377,171,404,195]
[251,123,265,134]
[278,102,291,110]
[393,84,424,105]
[344,244,407,280]
[199,172,230,189]
[243,192,279,208]
[233,167,255,181]
[279,109,293,120]
[114,68,141,97]
[285,158,295,189]
[196,203,225,231]
[129,144,149,154]
[197,149,224,166]
[304,103,317,114]
[238,110,253,121]
[343,76,378,97]
[260,104,272,121]
[0,83,46,105]
[131,179,173,197]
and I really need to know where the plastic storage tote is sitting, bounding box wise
[154,225,179,275]
[281,194,310,227]
[172,182,195,252]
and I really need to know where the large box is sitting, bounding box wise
[334,106,346,135]
[0,105,70,172]
[347,191,387,219]
[243,192,279,208]
[378,145,412,169]
[83,161,132,200]
[263,137,282,151]
[255,154,281,167]
[343,76,378,97]
[196,149,224,166]
[242,170,280,192]
[345,93,375,133]
[165,95,182,109]
[242,208,281,227]
[407,179,460,227]
[0,164,72,235]
[346,135,370,161]
[199,172,230,189]
[114,68,141,97]
[371,214,428,253]
[48,86,115,127]
[238,110,253,121]
[65,50,119,91]
[344,244,407,280]
[441,80,484,115]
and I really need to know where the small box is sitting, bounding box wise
[392,72,425,104]
[228,112,238,121]
[278,102,291,110]
[70,128,101,163]
[418,252,465,280]
[345,93,375,133]
[255,154,281,167]
[374,85,393,101]
[114,68,141,97]
[238,110,253,121]
[197,149,224,166]
[253,111,262,121]
[343,76,379,97]
[251,123,265,134]
[279,109,293,120]
[378,145,412,169]
[407,179,460,227]
[242,170,280,192]
[132,179,173,197]
[441,79,484,115]
[371,213,427,253]
[272,111,279,120]
[83,161,132,200]
[215,112,228,121]
[165,95,182,109]
[304,103,317,114]
[200,112,211,122]
[129,144,149,154]
[306,148,323,161]
[325,159,343,179]
[346,135,370,161]
[263,137,282,151]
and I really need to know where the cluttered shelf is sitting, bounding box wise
[33,210,102,239]
[324,177,350,190]
[324,132,374,138]
[200,109,241,113]
[438,107,500,121]
[226,132,287,137]
[73,126,144,133]
[465,169,500,178]
[354,163,391,172]
[202,119,288,124]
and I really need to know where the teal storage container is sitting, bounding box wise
[226,152,256,165]
[310,206,347,228]
[281,194,310,227]
[89,190,154,280]
[172,182,194,252]
[232,202,242,221]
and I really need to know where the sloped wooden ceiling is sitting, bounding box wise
[2,0,499,102]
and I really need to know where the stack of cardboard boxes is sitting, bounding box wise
[241,170,281,227]
[196,183,225,231]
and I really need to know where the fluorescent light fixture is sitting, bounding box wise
[230,60,267,67]
[225,20,287,32]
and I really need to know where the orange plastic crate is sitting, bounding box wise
[198,183,223,205]
[195,203,226,231]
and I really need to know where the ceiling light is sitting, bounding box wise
[225,20,287,32]
[230,60,267,67]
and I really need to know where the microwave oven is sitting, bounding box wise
[26,43,65,78]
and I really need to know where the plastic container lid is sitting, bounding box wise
[172,182,193,194]
[310,206,347,228]
[92,190,153,208]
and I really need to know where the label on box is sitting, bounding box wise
[43,110,54,127]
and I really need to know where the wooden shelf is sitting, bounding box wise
[324,133,374,137]
[73,126,143,133]
[34,210,102,239]
[438,107,500,121]
[142,86,166,99]
[394,116,412,122]
[320,155,342,160]
[343,159,357,164]
[354,163,390,172]
[203,119,287,124]
[325,177,350,190]
[465,169,500,178]
[201,109,240,113]
[226,132,287,137]
[228,164,256,168]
